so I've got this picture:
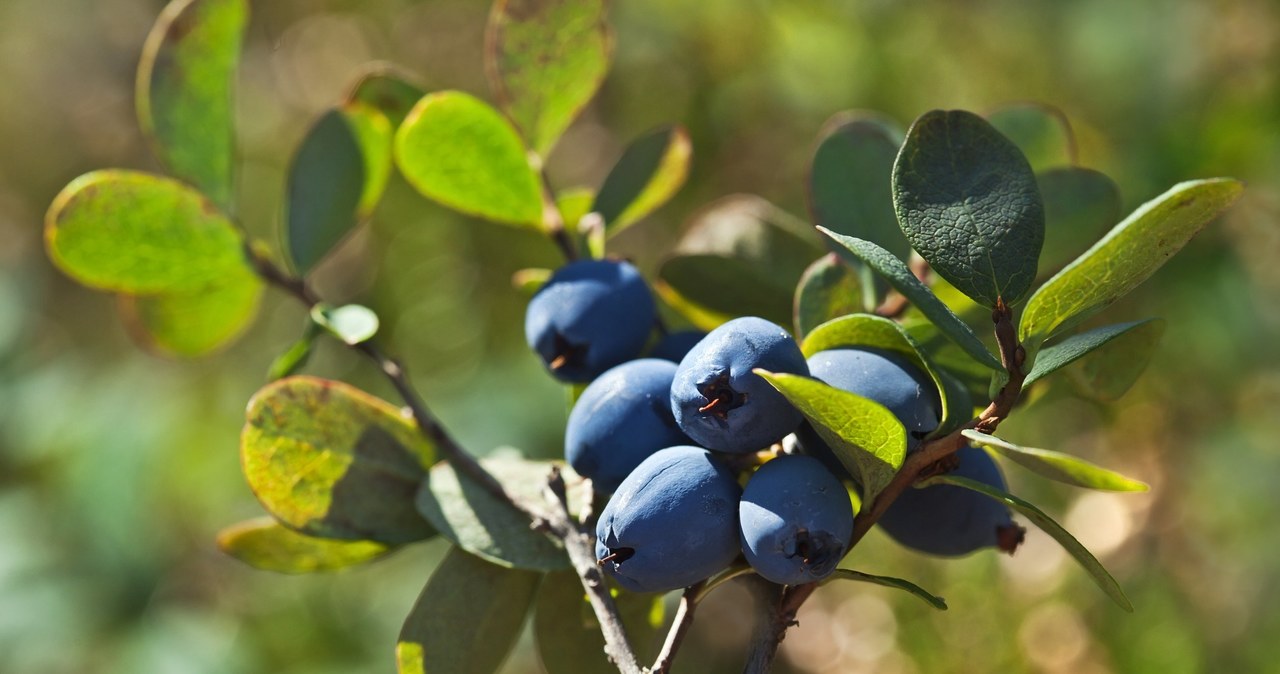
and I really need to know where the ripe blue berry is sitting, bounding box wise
[807,347,940,439]
[878,445,1024,556]
[564,359,690,493]
[739,455,853,585]
[596,446,742,593]
[670,317,809,453]
[525,259,655,382]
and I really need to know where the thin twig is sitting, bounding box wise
[649,581,705,674]
[537,164,578,262]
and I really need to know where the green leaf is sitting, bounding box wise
[793,254,866,340]
[825,569,947,610]
[486,0,612,156]
[311,304,379,345]
[286,104,394,274]
[556,187,596,230]
[963,430,1149,492]
[660,195,823,328]
[534,572,666,673]
[241,376,436,545]
[1068,318,1166,402]
[807,112,910,259]
[119,266,263,357]
[395,91,543,227]
[46,170,249,294]
[1024,319,1158,388]
[986,103,1076,171]
[397,548,540,674]
[216,517,391,573]
[893,109,1045,307]
[266,331,316,381]
[346,65,426,126]
[800,313,968,435]
[756,370,906,502]
[136,0,247,211]
[594,125,692,234]
[1037,167,1122,277]
[818,228,1002,371]
[415,456,587,571]
[1019,179,1243,351]
[512,267,553,296]
[920,473,1133,611]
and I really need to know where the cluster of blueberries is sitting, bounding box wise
[525,259,1020,593]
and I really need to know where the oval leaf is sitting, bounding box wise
[986,103,1077,171]
[486,0,612,156]
[395,91,543,227]
[136,0,247,210]
[1068,318,1166,402]
[286,105,394,273]
[415,456,587,571]
[1037,167,1122,277]
[793,254,867,340]
[1019,178,1244,351]
[817,228,1002,371]
[755,370,906,503]
[824,569,947,610]
[311,303,379,346]
[216,517,391,573]
[535,571,666,673]
[593,125,692,234]
[119,267,263,357]
[807,112,910,259]
[963,430,1148,492]
[241,376,437,545]
[46,170,248,294]
[1023,319,1157,388]
[893,109,1045,307]
[920,473,1133,611]
[397,548,541,674]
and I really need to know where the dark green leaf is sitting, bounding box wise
[1024,319,1157,388]
[986,103,1076,170]
[818,228,1002,371]
[1019,179,1243,351]
[119,265,262,358]
[136,0,247,211]
[594,125,692,234]
[346,65,426,125]
[893,109,1045,307]
[535,572,666,673]
[311,304,379,345]
[1037,167,1123,277]
[46,170,248,294]
[486,0,611,156]
[415,456,587,571]
[825,569,947,610]
[395,91,543,227]
[793,254,867,339]
[1068,318,1166,402]
[241,376,436,544]
[807,112,910,259]
[397,548,541,674]
[920,473,1133,611]
[756,370,906,503]
[216,517,391,573]
[963,430,1149,492]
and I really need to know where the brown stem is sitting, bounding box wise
[538,165,578,262]
[649,581,705,674]
[741,578,817,674]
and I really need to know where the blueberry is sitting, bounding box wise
[878,445,1024,556]
[565,359,691,493]
[525,259,656,382]
[670,317,809,453]
[596,446,742,593]
[739,455,854,585]
[649,330,705,363]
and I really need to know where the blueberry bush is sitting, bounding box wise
[43,0,1243,672]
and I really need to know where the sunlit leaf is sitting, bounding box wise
[119,266,262,357]
[963,430,1148,492]
[513,267,553,296]
[311,303,379,346]
[825,569,947,610]
[594,124,692,234]
[216,517,391,573]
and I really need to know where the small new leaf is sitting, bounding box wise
[311,304,379,346]
[893,109,1045,307]
[756,370,906,503]
[824,569,948,610]
[963,430,1148,492]
[216,517,391,573]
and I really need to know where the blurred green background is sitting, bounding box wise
[2,0,1278,672]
